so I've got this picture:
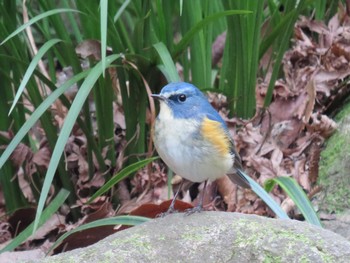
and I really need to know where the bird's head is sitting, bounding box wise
[151,82,211,119]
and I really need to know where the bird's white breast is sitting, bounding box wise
[153,103,232,182]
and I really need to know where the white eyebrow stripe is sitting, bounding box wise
[162,88,193,98]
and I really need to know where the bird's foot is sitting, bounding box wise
[184,204,203,216]
[157,205,178,218]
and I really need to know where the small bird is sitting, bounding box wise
[152,82,250,214]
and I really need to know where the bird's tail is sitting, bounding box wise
[227,169,251,189]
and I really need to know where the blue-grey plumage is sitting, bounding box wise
[152,82,250,190]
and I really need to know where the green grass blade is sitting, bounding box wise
[100,0,108,77]
[259,10,297,60]
[153,42,180,82]
[8,39,62,115]
[0,70,90,170]
[32,54,121,233]
[113,0,131,22]
[173,10,252,58]
[0,189,70,253]
[48,215,150,254]
[88,157,159,203]
[238,170,290,219]
[265,177,322,227]
[0,9,80,45]
[263,0,307,107]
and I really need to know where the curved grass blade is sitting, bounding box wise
[153,42,180,82]
[0,189,70,253]
[113,0,131,22]
[0,70,90,170]
[8,39,62,115]
[265,176,322,227]
[173,10,252,58]
[48,215,150,254]
[238,170,290,219]
[32,54,121,233]
[1,9,80,45]
[88,157,159,203]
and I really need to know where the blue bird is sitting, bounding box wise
[152,82,250,214]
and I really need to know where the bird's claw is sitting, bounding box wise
[156,206,178,218]
[184,205,203,216]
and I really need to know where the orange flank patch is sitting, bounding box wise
[201,117,230,156]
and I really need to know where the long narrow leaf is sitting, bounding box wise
[33,54,121,233]
[0,189,70,253]
[238,170,290,219]
[0,9,80,45]
[173,10,252,58]
[153,42,180,82]
[100,0,108,77]
[48,215,150,254]
[9,39,62,114]
[113,0,131,22]
[88,157,159,203]
[265,176,322,227]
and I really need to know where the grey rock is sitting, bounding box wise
[32,212,350,263]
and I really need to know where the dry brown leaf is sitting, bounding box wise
[306,113,337,138]
[216,176,237,211]
[248,155,276,183]
[29,214,65,241]
[0,222,11,245]
[75,39,113,60]
[303,80,317,123]
[10,143,33,169]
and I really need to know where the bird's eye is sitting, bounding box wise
[178,94,186,102]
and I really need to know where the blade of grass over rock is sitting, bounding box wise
[88,157,159,203]
[8,39,62,114]
[265,177,322,227]
[32,54,121,233]
[0,9,80,45]
[238,170,290,219]
[48,215,150,254]
[154,42,180,82]
[0,189,70,253]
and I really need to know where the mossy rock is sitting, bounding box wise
[29,212,350,263]
[318,103,350,214]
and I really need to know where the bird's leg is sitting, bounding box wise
[157,180,184,217]
[185,180,208,215]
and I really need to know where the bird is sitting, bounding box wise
[151,82,251,214]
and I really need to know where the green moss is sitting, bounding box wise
[231,218,335,261]
[299,255,311,263]
[263,253,282,263]
[111,234,152,253]
[334,102,350,122]
[318,106,350,213]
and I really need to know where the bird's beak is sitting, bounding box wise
[151,94,166,101]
